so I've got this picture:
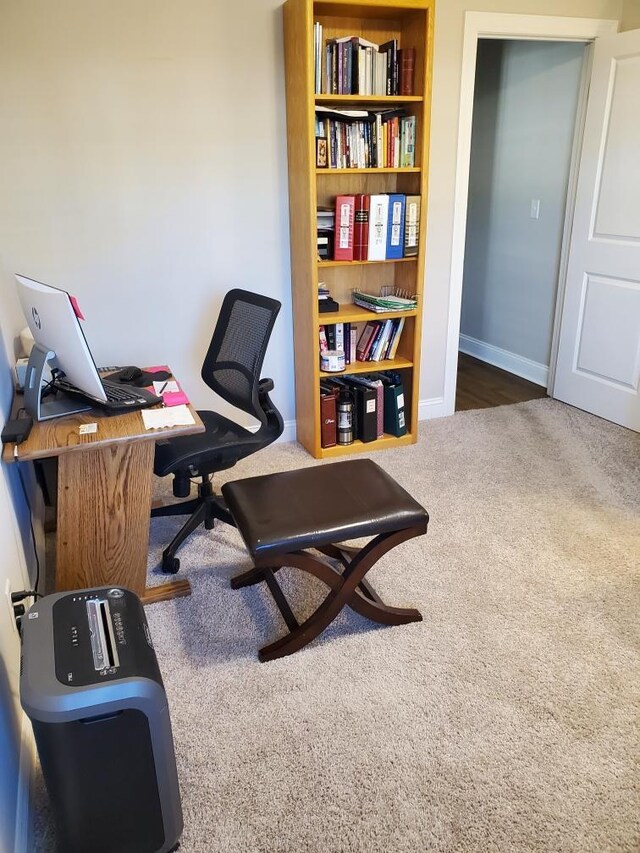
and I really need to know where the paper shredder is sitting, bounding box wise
[20,587,183,853]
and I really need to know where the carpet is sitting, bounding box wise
[32,399,640,852]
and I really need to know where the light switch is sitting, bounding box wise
[530,199,540,219]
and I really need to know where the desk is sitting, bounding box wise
[2,399,204,605]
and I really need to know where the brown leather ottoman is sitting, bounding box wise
[222,459,429,662]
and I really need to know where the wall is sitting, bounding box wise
[0,0,294,430]
[0,0,625,434]
[620,0,640,29]
[423,0,622,405]
[0,319,35,853]
[459,39,585,374]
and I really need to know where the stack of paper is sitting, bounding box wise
[142,405,195,431]
[352,289,417,313]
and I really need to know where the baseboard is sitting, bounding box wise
[418,396,449,420]
[459,334,548,387]
[277,419,297,444]
[14,714,36,853]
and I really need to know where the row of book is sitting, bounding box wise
[313,26,415,97]
[320,372,407,448]
[319,318,405,364]
[316,108,416,169]
[328,194,420,262]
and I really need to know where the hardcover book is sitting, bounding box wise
[367,195,389,261]
[334,195,355,261]
[386,194,406,259]
[404,195,421,257]
[353,194,370,261]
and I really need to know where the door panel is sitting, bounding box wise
[554,29,640,430]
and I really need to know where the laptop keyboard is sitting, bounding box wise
[55,378,160,411]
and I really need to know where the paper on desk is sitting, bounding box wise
[142,405,195,430]
[153,380,179,394]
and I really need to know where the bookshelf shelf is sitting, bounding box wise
[283,0,434,458]
[318,257,416,268]
[319,432,415,458]
[315,94,423,104]
[320,355,413,378]
[316,167,421,175]
[319,305,417,323]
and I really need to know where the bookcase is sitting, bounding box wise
[283,0,434,458]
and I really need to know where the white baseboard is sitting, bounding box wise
[277,419,297,444]
[418,396,449,420]
[459,334,548,387]
[14,714,36,853]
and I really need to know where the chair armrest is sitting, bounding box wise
[257,378,284,439]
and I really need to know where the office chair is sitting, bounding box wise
[151,289,284,573]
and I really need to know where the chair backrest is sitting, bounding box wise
[201,289,281,424]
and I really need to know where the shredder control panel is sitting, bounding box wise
[52,588,163,688]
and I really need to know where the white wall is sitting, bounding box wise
[0,0,625,430]
[0,320,35,853]
[422,0,623,405]
[0,0,294,428]
[460,39,585,369]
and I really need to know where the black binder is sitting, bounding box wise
[342,377,377,442]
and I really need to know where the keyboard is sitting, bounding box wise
[56,379,161,413]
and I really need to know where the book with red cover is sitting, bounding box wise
[356,321,382,361]
[399,48,415,95]
[334,195,355,261]
[320,386,337,448]
[353,194,370,261]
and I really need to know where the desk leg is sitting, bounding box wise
[56,441,191,604]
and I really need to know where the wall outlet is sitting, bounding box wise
[530,198,541,219]
[5,578,19,635]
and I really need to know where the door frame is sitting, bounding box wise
[443,12,618,415]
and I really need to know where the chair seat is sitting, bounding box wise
[154,410,264,477]
[221,459,429,560]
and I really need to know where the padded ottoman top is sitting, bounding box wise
[221,459,428,560]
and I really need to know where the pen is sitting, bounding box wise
[158,381,168,395]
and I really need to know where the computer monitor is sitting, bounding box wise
[15,274,107,420]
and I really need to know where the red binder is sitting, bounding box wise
[353,194,370,261]
[334,195,355,261]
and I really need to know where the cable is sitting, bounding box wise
[16,462,41,596]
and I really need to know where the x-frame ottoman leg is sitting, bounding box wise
[230,523,426,662]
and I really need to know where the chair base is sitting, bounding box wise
[230,528,424,662]
[151,482,235,573]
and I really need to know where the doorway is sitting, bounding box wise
[443,13,618,416]
[455,38,587,412]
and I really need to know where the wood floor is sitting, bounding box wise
[456,353,548,412]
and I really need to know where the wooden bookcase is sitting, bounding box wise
[283,0,434,458]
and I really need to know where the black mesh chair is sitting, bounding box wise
[151,289,284,573]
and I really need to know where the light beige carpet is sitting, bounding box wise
[33,399,640,852]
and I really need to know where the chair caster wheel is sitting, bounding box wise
[162,556,180,574]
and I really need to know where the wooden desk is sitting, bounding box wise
[2,402,204,605]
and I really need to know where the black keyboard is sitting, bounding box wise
[56,379,161,412]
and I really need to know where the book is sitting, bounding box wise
[367,195,389,261]
[353,194,370,261]
[404,195,421,257]
[319,385,337,447]
[346,374,384,437]
[399,47,415,95]
[319,326,329,353]
[379,40,398,95]
[356,322,379,361]
[387,317,405,360]
[342,377,377,442]
[344,322,351,364]
[334,195,355,261]
[386,194,406,259]
[334,322,344,353]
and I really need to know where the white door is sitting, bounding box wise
[553,28,640,431]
